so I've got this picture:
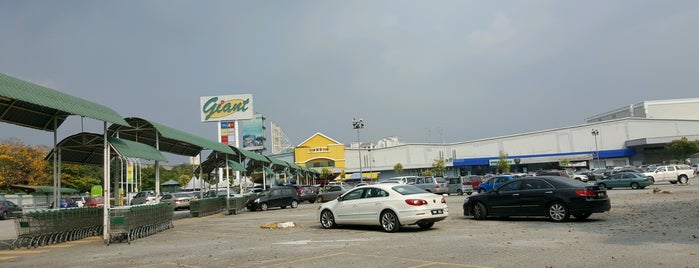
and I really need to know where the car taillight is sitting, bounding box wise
[441,197,446,204]
[405,199,428,206]
[435,185,440,188]
[575,190,596,197]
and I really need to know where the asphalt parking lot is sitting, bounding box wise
[0,182,697,268]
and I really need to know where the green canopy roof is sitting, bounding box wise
[11,185,79,194]
[233,147,270,163]
[108,117,234,157]
[227,160,247,172]
[45,132,167,164]
[263,166,275,174]
[0,72,129,131]
[265,155,289,167]
[108,137,167,162]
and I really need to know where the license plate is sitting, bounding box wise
[431,209,443,215]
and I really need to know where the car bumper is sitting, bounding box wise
[568,199,611,214]
[397,207,449,225]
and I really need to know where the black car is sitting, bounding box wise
[463,176,611,222]
[289,185,317,203]
[0,200,23,220]
[246,186,300,211]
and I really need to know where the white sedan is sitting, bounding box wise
[317,184,449,232]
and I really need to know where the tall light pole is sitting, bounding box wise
[591,129,600,169]
[352,118,364,178]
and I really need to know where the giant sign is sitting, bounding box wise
[200,94,254,122]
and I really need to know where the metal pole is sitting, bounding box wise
[592,129,600,169]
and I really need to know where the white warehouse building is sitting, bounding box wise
[344,98,699,178]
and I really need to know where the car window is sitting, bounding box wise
[522,179,553,190]
[392,185,428,195]
[343,189,365,201]
[499,180,522,192]
[435,178,447,183]
[270,189,281,196]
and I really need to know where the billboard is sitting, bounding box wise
[240,114,265,151]
[200,94,254,122]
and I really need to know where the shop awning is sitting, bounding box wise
[265,155,289,167]
[228,160,247,172]
[263,166,275,174]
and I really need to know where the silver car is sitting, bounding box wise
[414,176,449,194]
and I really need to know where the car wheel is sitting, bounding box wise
[418,222,434,229]
[647,177,655,183]
[380,210,401,233]
[0,211,7,220]
[457,189,463,196]
[547,202,570,222]
[573,213,591,220]
[678,175,688,184]
[466,192,473,195]
[317,196,323,203]
[598,183,607,190]
[260,203,268,211]
[308,199,316,204]
[320,210,336,229]
[472,202,487,220]
[291,200,298,208]
[478,188,486,194]
[630,182,640,189]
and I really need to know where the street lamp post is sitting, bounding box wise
[352,118,364,179]
[591,129,600,169]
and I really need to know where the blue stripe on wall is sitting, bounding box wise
[453,149,636,166]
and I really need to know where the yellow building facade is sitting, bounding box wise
[294,133,345,182]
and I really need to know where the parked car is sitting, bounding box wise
[575,170,596,181]
[130,191,157,205]
[464,175,483,193]
[591,168,614,180]
[595,172,654,190]
[161,192,192,210]
[49,198,79,209]
[71,196,86,207]
[381,176,419,185]
[0,200,23,220]
[445,177,468,195]
[85,196,105,207]
[318,184,449,232]
[246,186,299,211]
[463,176,611,222]
[477,175,515,193]
[536,169,575,179]
[316,184,352,203]
[289,185,317,203]
[414,176,449,194]
[642,164,695,184]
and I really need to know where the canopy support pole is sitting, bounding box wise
[52,118,58,208]
[102,121,110,241]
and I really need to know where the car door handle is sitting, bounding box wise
[511,193,520,196]
[545,191,553,194]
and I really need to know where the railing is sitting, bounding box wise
[189,194,257,217]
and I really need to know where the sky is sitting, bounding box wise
[1,1,698,164]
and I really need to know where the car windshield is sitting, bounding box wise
[435,178,447,183]
[173,193,189,198]
[391,185,428,195]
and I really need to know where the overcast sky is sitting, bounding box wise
[1,1,698,163]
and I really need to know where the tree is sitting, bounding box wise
[665,137,699,163]
[394,163,403,175]
[320,168,333,180]
[431,156,446,176]
[0,138,50,191]
[496,151,510,174]
[559,158,571,168]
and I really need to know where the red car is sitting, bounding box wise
[85,196,105,207]
[464,175,483,191]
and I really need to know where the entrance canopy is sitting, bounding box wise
[0,72,129,130]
